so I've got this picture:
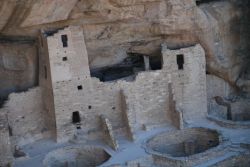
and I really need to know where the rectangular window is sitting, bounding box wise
[61,34,68,47]
[177,54,184,70]
[72,111,81,123]
[77,85,83,90]
[62,57,67,61]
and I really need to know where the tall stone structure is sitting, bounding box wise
[42,26,206,143]
[162,44,207,123]
[44,26,91,142]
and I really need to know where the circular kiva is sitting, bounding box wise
[146,128,220,157]
[43,146,111,167]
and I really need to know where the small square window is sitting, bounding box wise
[77,85,83,90]
[62,57,67,61]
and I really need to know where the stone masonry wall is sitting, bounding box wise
[162,44,207,123]
[39,32,57,140]
[167,81,183,129]
[46,26,171,142]
[124,70,170,130]
[46,26,206,142]
[0,87,49,147]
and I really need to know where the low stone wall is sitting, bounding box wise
[1,87,50,147]
[100,115,119,150]
[207,116,250,129]
[212,144,250,167]
[43,146,111,167]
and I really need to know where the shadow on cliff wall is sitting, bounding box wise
[0,36,38,107]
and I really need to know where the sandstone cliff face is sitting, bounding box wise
[0,39,38,104]
[0,0,249,98]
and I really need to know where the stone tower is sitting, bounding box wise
[45,26,90,142]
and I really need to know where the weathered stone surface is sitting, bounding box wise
[1,87,49,147]
[0,42,38,104]
[0,1,15,31]
[0,0,249,96]
[21,0,78,27]
[42,26,206,143]
[0,1,250,166]
[100,115,119,150]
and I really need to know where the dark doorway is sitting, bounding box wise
[149,54,162,70]
[177,54,184,70]
[72,111,81,124]
[61,35,68,47]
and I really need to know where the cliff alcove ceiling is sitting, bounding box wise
[0,0,249,97]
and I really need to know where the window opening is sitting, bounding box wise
[61,34,68,47]
[72,111,81,123]
[177,54,184,70]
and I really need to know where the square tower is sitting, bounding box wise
[45,26,91,142]
[162,44,207,123]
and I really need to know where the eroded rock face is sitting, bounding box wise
[0,0,249,97]
[0,40,38,104]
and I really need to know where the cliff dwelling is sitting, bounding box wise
[0,0,250,167]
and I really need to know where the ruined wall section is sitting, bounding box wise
[0,113,13,166]
[52,79,128,142]
[0,87,49,147]
[39,33,57,140]
[100,115,119,150]
[162,44,207,123]
[47,70,170,142]
[167,79,183,129]
[47,26,206,142]
[122,70,170,131]
[46,26,171,142]
[120,90,136,141]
